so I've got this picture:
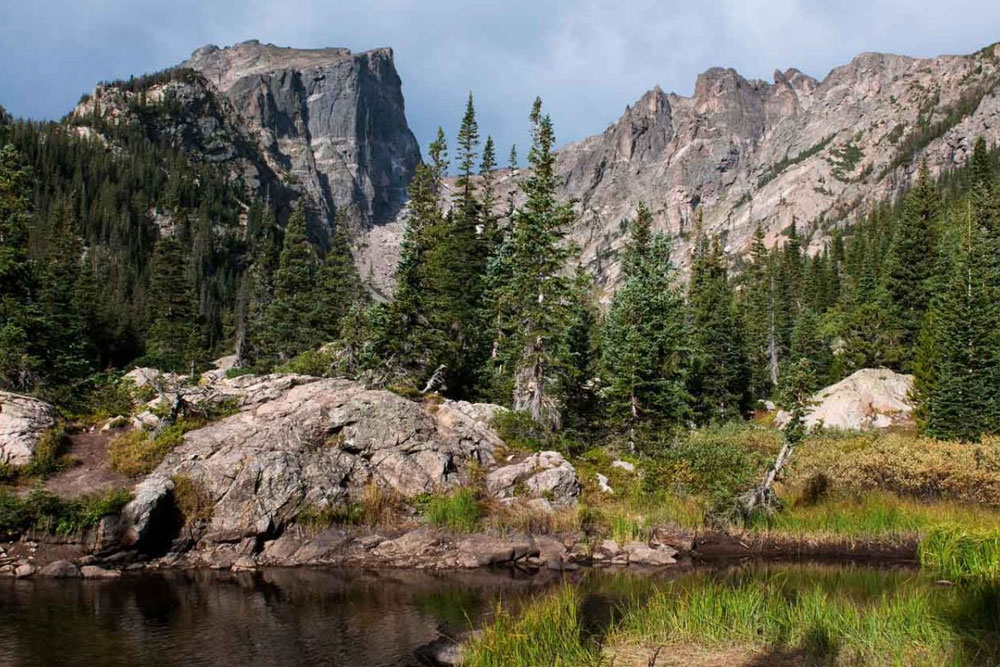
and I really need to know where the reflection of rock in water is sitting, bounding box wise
[0,568,563,667]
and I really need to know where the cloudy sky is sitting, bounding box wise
[3,1,1000,158]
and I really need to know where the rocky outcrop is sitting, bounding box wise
[123,376,503,549]
[777,368,915,431]
[0,392,57,466]
[485,451,581,506]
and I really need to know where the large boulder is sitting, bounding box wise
[485,451,581,506]
[123,376,504,546]
[0,392,57,466]
[776,368,914,431]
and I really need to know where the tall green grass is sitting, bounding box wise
[464,566,1000,667]
[422,488,482,532]
[920,526,1000,579]
[750,491,1000,540]
[463,586,603,667]
[609,566,998,665]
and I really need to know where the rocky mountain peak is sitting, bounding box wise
[181,40,420,270]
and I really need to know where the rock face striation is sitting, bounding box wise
[777,368,915,431]
[73,40,1000,293]
[0,392,57,466]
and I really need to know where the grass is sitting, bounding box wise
[465,565,1000,667]
[170,474,213,524]
[607,566,989,666]
[920,526,1000,579]
[749,491,1000,542]
[108,418,209,477]
[422,488,482,532]
[0,486,132,537]
[292,482,407,530]
[463,586,603,667]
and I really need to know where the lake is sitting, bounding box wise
[0,562,936,667]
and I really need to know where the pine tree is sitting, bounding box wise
[687,223,751,422]
[491,98,578,427]
[741,225,777,400]
[0,143,42,389]
[787,307,830,389]
[415,94,490,396]
[916,203,1000,440]
[601,203,689,448]
[312,217,362,342]
[145,234,199,372]
[882,162,938,365]
[259,203,320,363]
[36,199,94,394]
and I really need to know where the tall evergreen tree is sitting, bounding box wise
[0,143,42,390]
[491,98,578,427]
[145,233,199,372]
[916,204,1000,440]
[882,162,938,364]
[259,203,320,363]
[687,224,751,422]
[601,203,689,448]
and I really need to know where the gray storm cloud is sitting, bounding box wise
[2,0,999,157]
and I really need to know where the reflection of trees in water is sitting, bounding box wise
[0,568,560,667]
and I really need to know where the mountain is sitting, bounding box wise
[548,42,1000,289]
[74,40,421,282]
[68,39,1000,293]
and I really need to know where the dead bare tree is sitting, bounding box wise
[741,358,816,519]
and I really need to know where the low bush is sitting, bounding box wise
[493,410,587,457]
[0,486,132,538]
[645,422,780,520]
[275,349,337,377]
[789,433,1000,506]
[170,475,213,524]
[109,418,208,477]
[24,425,72,477]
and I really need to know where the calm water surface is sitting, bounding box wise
[0,563,919,667]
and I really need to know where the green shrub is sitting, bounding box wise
[423,488,481,532]
[0,487,132,537]
[493,410,585,456]
[275,349,336,377]
[646,422,780,517]
[295,502,363,529]
[25,425,71,477]
[224,366,258,379]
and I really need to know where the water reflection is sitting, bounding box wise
[0,568,562,667]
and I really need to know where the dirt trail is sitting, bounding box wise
[43,429,131,497]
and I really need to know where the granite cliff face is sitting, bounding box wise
[183,42,421,244]
[548,43,1000,289]
[72,39,1000,292]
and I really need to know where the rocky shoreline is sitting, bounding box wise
[0,523,920,580]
